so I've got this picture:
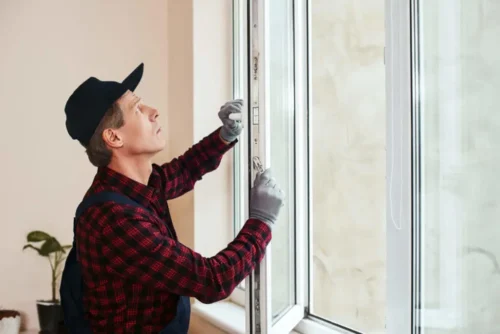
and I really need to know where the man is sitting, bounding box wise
[63,63,284,333]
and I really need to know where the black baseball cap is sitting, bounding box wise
[64,63,144,146]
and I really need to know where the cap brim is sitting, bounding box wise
[121,63,144,92]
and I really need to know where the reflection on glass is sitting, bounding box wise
[310,0,386,332]
[416,1,500,333]
[268,0,296,321]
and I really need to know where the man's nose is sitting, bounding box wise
[149,107,159,120]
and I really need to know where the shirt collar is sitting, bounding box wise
[95,166,159,207]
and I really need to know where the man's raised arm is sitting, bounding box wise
[102,168,284,303]
[158,99,244,200]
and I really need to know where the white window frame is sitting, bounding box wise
[408,0,463,331]
[229,0,250,311]
[245,0,307,332]
[199,1,469,334]
[386,0,464,332]
[232,0,408,333]
[230,0,311,333]
[230,0,376,333]
[384,0,413,332]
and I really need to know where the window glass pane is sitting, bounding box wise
[415,1,500,333]
[268,0,296,321]
[310,0,386,332]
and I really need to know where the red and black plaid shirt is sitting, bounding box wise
[75,128,272,333]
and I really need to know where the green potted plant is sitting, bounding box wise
[0,307,21,334]
[23,231,71,333]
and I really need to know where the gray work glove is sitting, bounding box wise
[249,169,285,229]
[218,99,243,142]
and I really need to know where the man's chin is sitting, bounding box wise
[150,142,166,155]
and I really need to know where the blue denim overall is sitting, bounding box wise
[159,296,191,333]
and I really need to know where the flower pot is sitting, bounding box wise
[0,310,21,334]
[36,301,64,334]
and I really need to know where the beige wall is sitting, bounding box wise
[0,0,233,332]
[167,0,234,256]
[192,0,233,256]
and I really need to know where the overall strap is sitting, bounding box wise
[73,192,144,235]
[62,192,144,334]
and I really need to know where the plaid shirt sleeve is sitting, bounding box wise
[101,206,271,303]
[159,127,236,200]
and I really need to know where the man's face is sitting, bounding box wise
[113,90,166,156]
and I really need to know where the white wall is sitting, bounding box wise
[166,0,234,257]
[192,0,234,257]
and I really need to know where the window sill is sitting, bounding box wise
[22,304,354,334]
[191,300,246,334]
[295,318,354,334]
[191,300,351,334]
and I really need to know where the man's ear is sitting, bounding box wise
[102,128,124,148]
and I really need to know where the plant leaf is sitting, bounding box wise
[61,245,72,253]
[40,238,63,256]
[27,231,52,242]
[22,244,42,255]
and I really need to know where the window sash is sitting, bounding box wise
[232,0,421,333]
[385,0,414,333]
